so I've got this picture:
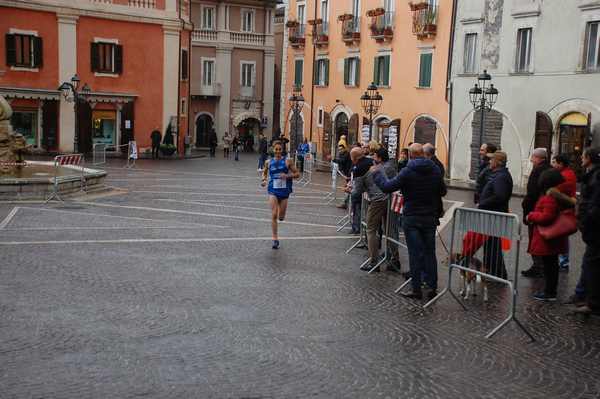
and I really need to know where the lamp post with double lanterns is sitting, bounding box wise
[469,69,499,152]
[288,85,304,153]
[360,82,383,141]
[58,74,91,153]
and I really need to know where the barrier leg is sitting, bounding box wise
[368,207,389,274]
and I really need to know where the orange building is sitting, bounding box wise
[282,0,452,165]
[0,0,191,156]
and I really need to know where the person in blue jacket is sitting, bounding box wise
[371,143,447,300]
[297,138,311,172]
[261,141,300,249]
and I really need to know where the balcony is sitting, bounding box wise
[240,85,256,99]
[192,29,218,42]
[194,83,221,98]
[410,2,438,39]
[287,21,306,48]
[89,0,157,8]
[314,21,329,47]
[339,14,361,44]
[368,9,394,42]
[229,32,265,46]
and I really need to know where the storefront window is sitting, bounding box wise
[92,110,117,146]
[10,111,37,147]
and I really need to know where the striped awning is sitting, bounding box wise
[0,86,60,100]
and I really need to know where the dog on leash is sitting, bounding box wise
[449,254,488,302]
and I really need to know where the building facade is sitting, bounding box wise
[0,0,192,155]
[189,0,278,150]
[282,0,453,163]
[449,0,600,185]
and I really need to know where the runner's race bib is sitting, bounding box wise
[273,174,287,189]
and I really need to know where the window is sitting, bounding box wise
[314,58,329,86]
[585,21,600,71]
[418,52,432,87]
[10,110,37,146]
[91,42,123,74]
[321,0,328,21]
[181,49,188,80]
[298,4,306,24]
[241,62,254,87]
[202,6,215,30]
[5,33,43,68]
[181,98,186,116]
[515,28,532,73]
[344,57,360,86]
[202,59,214,86]
[92,110,117,146]
[352,0,360,17]
[373,55,390,87]
[242,9,254,32]
[294,59,303,87]
[463,33,477,74]
[317,108,324,127]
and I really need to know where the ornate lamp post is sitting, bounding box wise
[469,70,498,151]
[360,82,383,141]
[58,74,91,153]
[288,85,304,153]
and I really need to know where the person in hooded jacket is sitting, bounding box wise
[372,143,447,300]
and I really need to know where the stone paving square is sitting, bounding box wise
[1,156,600,398]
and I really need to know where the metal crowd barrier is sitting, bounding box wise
[45,153,85,203]
[92,141,137,168]
[92,143,107,165]
[346,192,369,253]
[424,207,535,341]
[297,152,314,186]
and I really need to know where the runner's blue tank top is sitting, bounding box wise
[268,157,293,198]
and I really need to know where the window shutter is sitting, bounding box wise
[33,36,43,67]
[5,34,16,66]
[343,58,349,85]
[90,42,99,72]
[373,56,380,85]
[419,53,432,87]
[355,58,360,86]
[114,44,123,74]
[324,59,329,86]
[294,59,303,86]
[313,60,319,85]
[181,49,188,80]
[383,55,390,86]
[534,111,553,152]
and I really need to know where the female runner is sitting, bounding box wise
[261,141,300,249]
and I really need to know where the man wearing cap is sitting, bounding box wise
[521,148,552,278]
[478,151,512,278]
[573,147,600,316]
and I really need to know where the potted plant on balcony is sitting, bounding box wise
[383,27,394,37]
[370,23,383,36]
[285,20,299,28]
[409,1,429,11]
[353,31,361,40]
[366,7,385,17]
[307,18,323,26]
[424,8,437,34]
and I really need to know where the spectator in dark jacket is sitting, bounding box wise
[150,127,161,159]
[347,147,373,234]
[521,147,552,278]
[397,148,409,172]
[573,148,600,316]
[257,133,269,171]
[423,143,446,218]
[372,143,447,300]
[474,143,497,203]
[551,154,578,271]
[478,151,512,279]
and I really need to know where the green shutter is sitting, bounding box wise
[313,60,319,85]
[5,34,16,66]
[373,56,380,85]
[324,59,329,86]
[294,59,303,87]
[114,44,123,74]
[355,58,360,86]
[90,43,99,72]
[383,55,390,86]
[419,53,432,88]
[33,37,43,68]
[344,58,349,85]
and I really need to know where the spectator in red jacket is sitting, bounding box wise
[551,154,578,271]
[526,169,568,302]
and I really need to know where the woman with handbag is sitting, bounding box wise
[526,169,572,301]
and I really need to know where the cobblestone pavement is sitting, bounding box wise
[1,154,600,398]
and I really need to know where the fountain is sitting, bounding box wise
[0,95,107,200]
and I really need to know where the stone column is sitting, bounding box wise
[216,46,232,141]
[262,48,275,138]
[57,14,78,153]
[163,24,180,133]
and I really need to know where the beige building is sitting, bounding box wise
[189,0,279,149]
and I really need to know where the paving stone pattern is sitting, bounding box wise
[1,156,600,398]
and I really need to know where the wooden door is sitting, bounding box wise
[534,111,553,154]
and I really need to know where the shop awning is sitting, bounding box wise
[0,86,60,100]
[560,112,588,126]
[82,91,138,104]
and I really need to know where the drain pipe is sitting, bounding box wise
[445,0,458,178]
[308,0,317,144]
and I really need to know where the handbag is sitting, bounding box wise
[538,210,578,240]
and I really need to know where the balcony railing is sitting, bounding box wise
[369,12,394,42]
[128,0,155,8]
[230,32,265,46]
[288,23,306,48]
[314,21,329,46]
[194,83,221,97]
[412,5,438,38]
[341,16,361,43]
[240,85,256,98]
[192,29,218,41]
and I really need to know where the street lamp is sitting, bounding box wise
[469,69,498,152]
[360,82,383,141]
[58,74,91,153]
[288,85,304,153]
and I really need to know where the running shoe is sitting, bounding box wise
[272,240,280,250]
[533,292,557,302]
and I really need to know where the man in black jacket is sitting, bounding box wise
[150,127,161,159]
[478,151,512,278]
[521,148,552,278]
[372,143,447,299]
[257,133,268,171]
[474,143,497,203]
[573,148,600,315]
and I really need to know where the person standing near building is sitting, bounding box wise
[223,132,232,158]
[474,143,497,204]
[521,148,552,278]
[372,143,447,300]
[257,133,269,172]
[150,127,161,159]
[208,129,218,158]
[232,134,240,161]
[261,141,300,250]
[423,143,446,219]
[573,148,600,316]
[551,154,578,271]
[297,138,310,173]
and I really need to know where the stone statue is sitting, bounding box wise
[0,95,31,174]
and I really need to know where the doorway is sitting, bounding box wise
[195,114,214,148]
[559,112,589,178]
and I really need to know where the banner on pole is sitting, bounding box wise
[361,125,370,145]
[387,125,398,159]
